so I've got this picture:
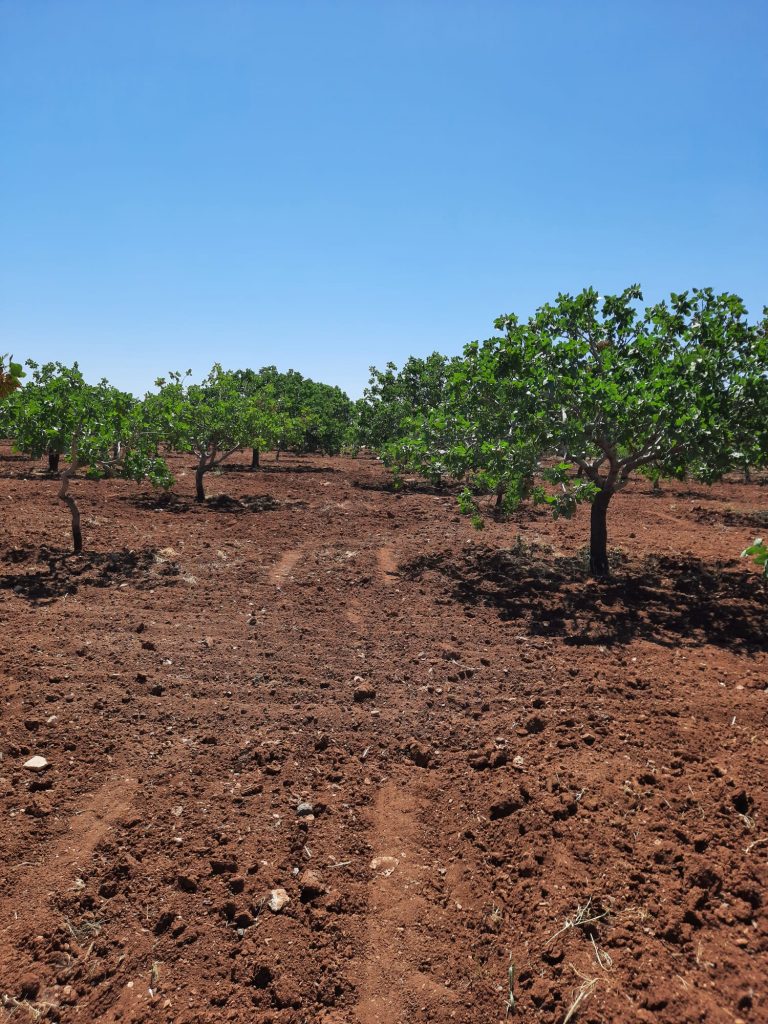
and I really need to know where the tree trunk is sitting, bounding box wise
[744,465,751,484]
[195,458,207,503]
[48,449,60,473]
[58,461,82,553]
[589,489,613,578]
[251,448,260,470]
[275,445,281,462]
[494,484,505,518]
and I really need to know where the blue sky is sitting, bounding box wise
[1,0,766,398]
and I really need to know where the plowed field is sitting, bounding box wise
[1,449,766,1023]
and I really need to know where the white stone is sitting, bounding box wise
[370,856,399,876]
[23,756,50,772]
[267,887,290,912]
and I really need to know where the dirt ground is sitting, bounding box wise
[1,447,766,1024]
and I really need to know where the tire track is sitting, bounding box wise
[354,776,460,1024]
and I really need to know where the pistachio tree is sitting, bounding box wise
[229,369,276,468]
[6,360,88,471]
[149,365,254,502]
[383,342,539,508]
[489,286,759,575]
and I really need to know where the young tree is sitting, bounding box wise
[7,363,171,551]
[230,369,282,468]
[150,365,253,502]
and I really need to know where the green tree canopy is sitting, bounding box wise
[149,365,256,501]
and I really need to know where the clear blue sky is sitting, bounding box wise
[1,1,766,398]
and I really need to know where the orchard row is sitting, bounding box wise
[0,362,355,551]
[2,285,767,574]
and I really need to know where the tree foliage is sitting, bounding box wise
[378,287,766,577]
[356,353,457,456]
[0,355,25,399]
[742,538,768,576]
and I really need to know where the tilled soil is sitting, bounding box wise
[1,449,766,1024]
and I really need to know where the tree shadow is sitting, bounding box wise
[689,506,768,530]
[352,478,463,496]
[401,543,767,650]
[0,468,61,480]
[124,491,194,513]
[216,463,340,475]
[0,545,179,603]
[124,492,304,514]
[674,488,730,501]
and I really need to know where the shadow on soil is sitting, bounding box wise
[123,492,301,514]
[0,468,61,480]
[0,546,179,602]
[401,543,768,650]
[353,478,463,496]
[217,463,340,475]
[689,506,768,530]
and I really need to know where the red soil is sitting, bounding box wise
[1,448,766,1023]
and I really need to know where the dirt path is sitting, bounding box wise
[270,545,305,585]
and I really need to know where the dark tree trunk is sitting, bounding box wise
[275,445,281,462]
[48,449,60,473]
[589,489,613,578]
[251,448,260,470]
[195,459,207,503]
[69,500,83,553]
[58,462,82,553]
[744,465,751,484]
[494,484,505,518]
